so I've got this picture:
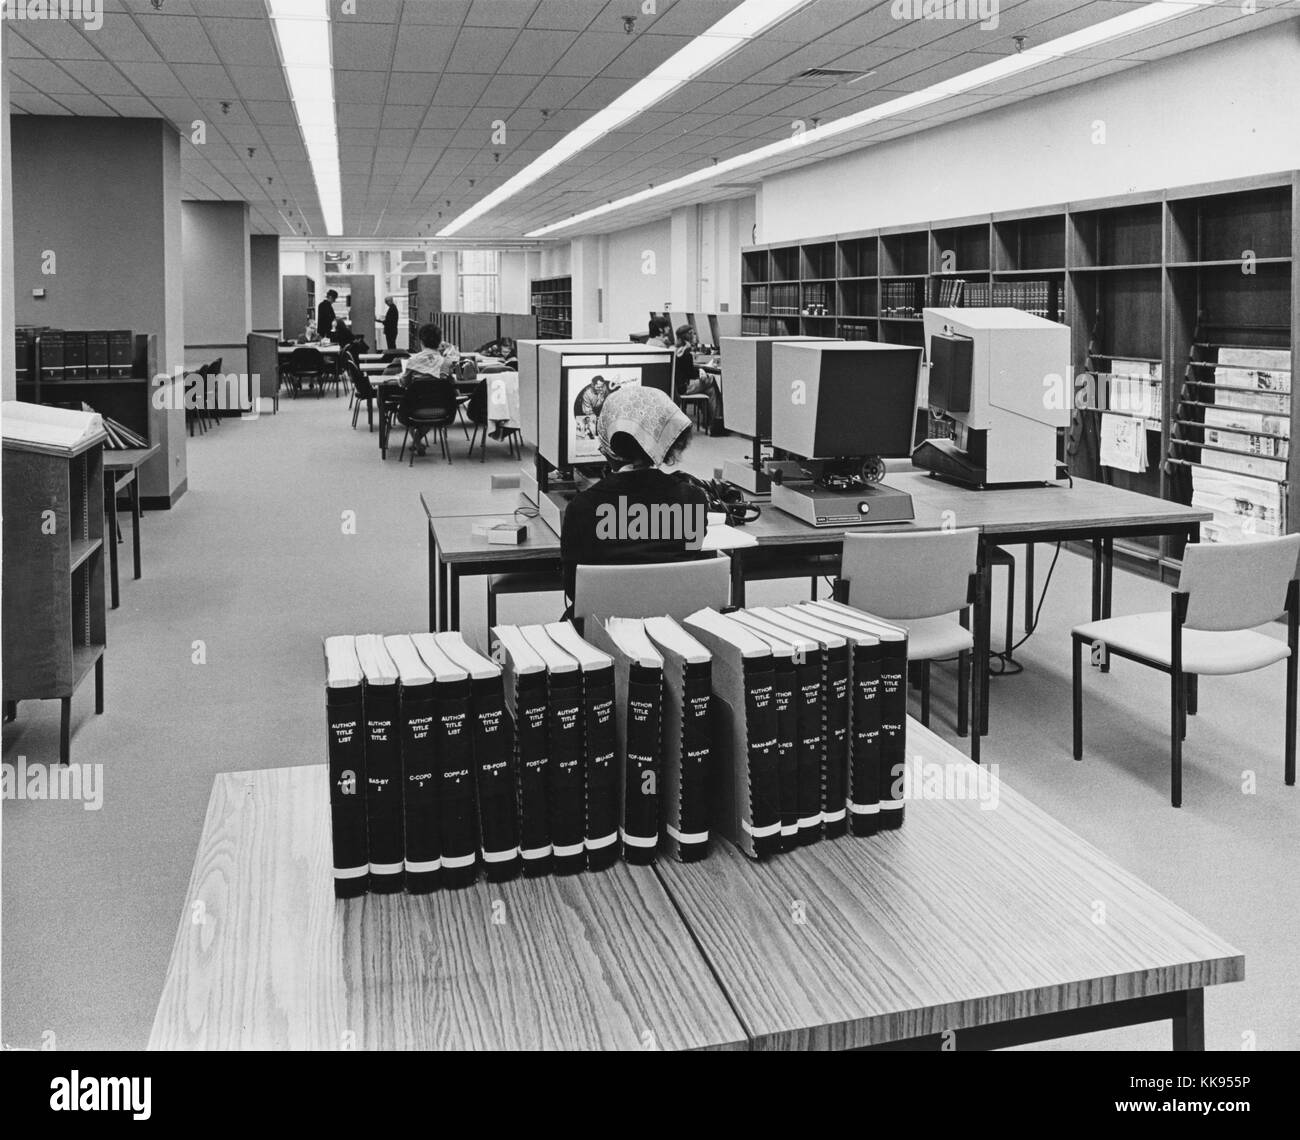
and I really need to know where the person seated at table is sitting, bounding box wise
[399,323,460,386]
[647,315,673,348]
[560,386,711,614]
[673,324,720,426]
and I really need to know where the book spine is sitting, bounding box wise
[794,654,825,845]
[877,639,908,829]
[741,658,782,860]
[86,331,110,379]
[622,664,662,864]
[470,676,520,883]
[821,649,850,838]
[436,679,479,888]
[363,682,404,893]
[849,644,882,837]
[514,674,552,876]
[326,684,368,898]
[772,659,800,852]
[400,685,441,894]
[674,664,713,862]
[583,666,620,871]
[547,672,586,875]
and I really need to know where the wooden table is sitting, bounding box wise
[149,722,1241,1050]
[655,720,1242,1050]
[103,445,159,610]
[424,494,560,631]
[425,474,1210,760]
[148,765,746,1050]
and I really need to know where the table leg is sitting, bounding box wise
[731,551,746,608]
[977,558,991,738]
[1024,543,1035,631]
[1090,537,1103,621]
[429,528,439,632]
[106,482,120,610]
[1100,536,1113,672]
[1171,989,1205,1051]
[60,697,71,766]
[450,568,461,632]
[95,655,104,714]
[130,473,142,580]
[438,552,449,633]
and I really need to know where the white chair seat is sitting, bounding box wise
[898,614,974,661]
[1073,612,1289,675]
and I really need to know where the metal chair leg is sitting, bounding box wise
[1171,666,1184,808]
[1072,636,1083,760]
[957,650,969,737]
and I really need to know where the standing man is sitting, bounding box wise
[382,295,399,351]
[317,289,339,341]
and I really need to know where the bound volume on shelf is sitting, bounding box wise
[587,616,664,864]
[644,616,714,862]
[323,636,368,898]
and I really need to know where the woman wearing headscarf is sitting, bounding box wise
[560,385,712,609]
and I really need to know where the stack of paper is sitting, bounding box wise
[1099,413,1149,473]
[1191,466,1286,544]
[2,400,104,451]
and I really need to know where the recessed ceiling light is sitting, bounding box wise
[527,0,1211,237]
[436,0,816,237]
[267,0,342,236]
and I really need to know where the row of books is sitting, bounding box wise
[802,283,831,312]
[322,601,908,896]
[990,281,1056,319]
[932,277,967,307]
[16,329,136,383]
[881,281,919,318]
[769,284,800,315]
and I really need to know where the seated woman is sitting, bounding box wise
[401,323,460,384]
[672,324,720,427]
[560,386,711,613]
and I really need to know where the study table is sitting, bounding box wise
[102,445,159,610]
[148,721,1241,1050]
[425,472,1210,760]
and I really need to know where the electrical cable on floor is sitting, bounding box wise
[987,540,1063,677]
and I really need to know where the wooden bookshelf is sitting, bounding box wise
[739,170,1298,573]
[281,275,315,342]
[2,433,107,764]
[530,275,572,339]
[406,273,444,349]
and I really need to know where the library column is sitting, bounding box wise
[9,116,187,508]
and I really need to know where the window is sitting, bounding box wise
[458,250,499,312]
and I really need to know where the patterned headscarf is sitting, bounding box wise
[597,385,691,466]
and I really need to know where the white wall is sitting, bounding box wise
[499,250,532,314]
[540,243,571,277]
[760,20,1300,242]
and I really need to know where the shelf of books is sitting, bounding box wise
[530,276,573,340]
[739,171,1298,572]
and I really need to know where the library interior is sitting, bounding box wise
[2,0,1299,1063]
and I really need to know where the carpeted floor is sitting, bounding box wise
[3,392,1297,1050]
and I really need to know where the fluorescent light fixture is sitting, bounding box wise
[267,0,343,236]
[437,0,814,237]
[527,0,1210,237]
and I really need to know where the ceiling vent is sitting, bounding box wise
[793,67,874,83]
